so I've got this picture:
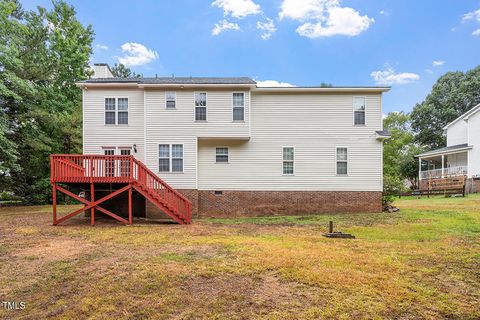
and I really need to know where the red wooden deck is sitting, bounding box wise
[50,155,191,225]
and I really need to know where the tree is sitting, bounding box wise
[411,66,480,149]
[0,0,93,203]
[110,63,141,78]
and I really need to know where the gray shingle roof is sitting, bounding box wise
[79,77,257,85]
[416,143,471,157]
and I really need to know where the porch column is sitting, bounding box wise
[418,157,422,182]
[441,154,445,178]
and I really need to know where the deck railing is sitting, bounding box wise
[50,154,191,222]
[420,165,468,180]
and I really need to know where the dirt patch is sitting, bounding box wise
[15,238,94,261]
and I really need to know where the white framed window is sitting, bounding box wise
[159,144,170,172]
[103,148,115,155]
[119,148,131,156]
[232,92,244,121]
[166,92,176,109]
[336,147,348,175]
[104,98,116,124]
[353,97,365,125]
[282,147,294,175]
[195,92,207,121]
[105,97,128,125]
[216,147,229,163]
[172,144,183,172]
[158,144,183,173]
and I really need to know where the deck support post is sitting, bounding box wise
[128,184,133,225]
[52,183,57,225]
[90,183,95,226]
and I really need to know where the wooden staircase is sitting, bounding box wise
[50,154,191,225]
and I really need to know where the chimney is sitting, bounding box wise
[92,63,114,78]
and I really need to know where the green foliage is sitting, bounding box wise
[383,112,426,196]
[0,0,93,203]
[411,66,480,149]
[110,63,141,78]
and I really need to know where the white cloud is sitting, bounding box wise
[379,10,390,16]
[256,80,295,87]
[432,60,445,67]
[117,43,158,66]
[212,0,261,18]
[256,18,277,40]
[212,20,241,36]
[462,9,480,22]
[462,9,480,36]
[95,44,109,50]
[370,64,419,85]
[279,0,373,38]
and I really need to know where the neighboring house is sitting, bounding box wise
[417,103,480,190]
[76,63,391,218]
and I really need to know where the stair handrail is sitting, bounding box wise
[132,157,192,205]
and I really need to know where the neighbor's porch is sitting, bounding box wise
[418,149,469,180]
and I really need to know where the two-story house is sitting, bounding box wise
[75,63,390,219]
[417,103,480,192]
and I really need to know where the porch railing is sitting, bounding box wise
[420,165,468,180]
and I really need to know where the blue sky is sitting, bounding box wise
[21,0,480,114]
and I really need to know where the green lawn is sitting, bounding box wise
[0,195,479,319]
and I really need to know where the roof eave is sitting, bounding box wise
[416,146,473,158]
[252,87,391,93]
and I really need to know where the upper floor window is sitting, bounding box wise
[105,98,128,125]
[353,97,365,125]
[336,147,348,175]
[195,92,207,121]
[233,93,245,121]
[166,92,176,109]
[159,144,183,172]
[282,147,294,175]
[216,147,229,163]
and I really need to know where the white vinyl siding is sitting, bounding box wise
[144,90,250,189]
[84,89,144,161]
[198,93,383,191]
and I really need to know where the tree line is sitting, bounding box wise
[0,0,136,203]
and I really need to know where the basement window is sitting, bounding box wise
[214,191,223,195]
[216,147,229,163]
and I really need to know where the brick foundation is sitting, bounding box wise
[146,190,382,218]
[146,189,198,219]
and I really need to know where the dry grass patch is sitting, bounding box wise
[0,195,479,319]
